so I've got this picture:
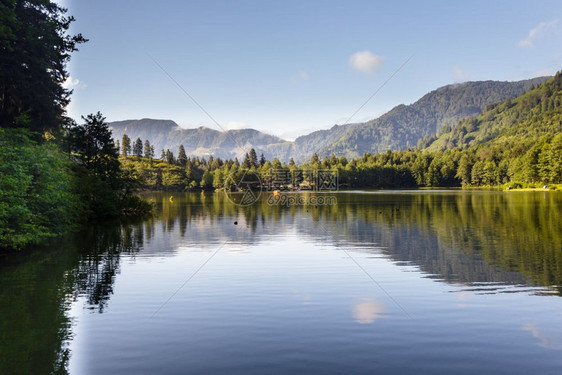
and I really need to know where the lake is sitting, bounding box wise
[1,191,561,374]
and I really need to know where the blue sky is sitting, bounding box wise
[61,0,562,140]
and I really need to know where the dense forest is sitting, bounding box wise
[0,1,150,250]
[117,73,562,192]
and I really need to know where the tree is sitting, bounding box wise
[546,134,562,183]
[155,168,162,189]
[260,153,266,166]
[160,149,166,160]
[115,139,120,154]
[249,148,258,167]
[177,145,187,166]
[68,112,119,181]
[471,161,484,186]
[150,145,155,160]
[133,137,143,157]
[166,149,174,164]
[242,152,251,168]
[200,170,213,189]
[121,134,131,157]
[144,139,152,158]
[310,153,320,165]
[456,154,473,186]
[0,1,87,132]
[521,145,541,183]
[212,169,223,188]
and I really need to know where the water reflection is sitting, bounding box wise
[522,323,562,350]
[0,219,144,374]
[0,190,561,374]
[352,297,387,324]
[142,191,562,293]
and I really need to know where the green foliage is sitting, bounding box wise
[120,156,187,191]
[177,144,187,166]
[133,137,143,157]
[144,139,152,158]
[68,112,120,182]
[121,134,131,157]
[425,72,562,186]
[0,129,82,249]
[0,0,87,133]
[65,113,152,219]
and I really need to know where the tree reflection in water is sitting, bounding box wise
[0,190,561,374]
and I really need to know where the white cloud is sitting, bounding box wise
[62,76,86,90]
[349,50,386,74]
[453,66,470,82]
[278,127,315,141]
[224,121,248,130]
[518,20,558,47]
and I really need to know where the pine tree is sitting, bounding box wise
[456,154,473,186]
[259,153,266,166]
[160,149,166,160]
[144,139,152,158]
[0,1,87,132]
[166,149,174,164]
[121,134,131,157]
[547,134,562,183]
[133,137,143,157]
[178,145,187,166]
[200,170,213,189]
[310,153,320,165]
[249,148,258,167]
[242,152,251,168]
[68,112,119,181]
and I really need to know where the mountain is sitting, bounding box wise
[426,72,562,152]
[108,77,550,162]
[317,77,550,159]
[261,122,362,162]
[109,119,284,160]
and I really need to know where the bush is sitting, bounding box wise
[505,181,523,189]
[0,129,83,249]
[119,194,153,216]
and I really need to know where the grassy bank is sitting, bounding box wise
[504,182,562,191]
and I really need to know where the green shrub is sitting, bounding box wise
[0,129,83,250]
[505,181,523,189]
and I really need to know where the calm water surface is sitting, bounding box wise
[1,191,562,374]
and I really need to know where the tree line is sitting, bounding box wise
[116,133,562,192]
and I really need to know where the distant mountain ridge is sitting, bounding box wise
[425,72,562,151]
[318,77,550,159]
[109,119,284,160]
[109,76,550,162]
